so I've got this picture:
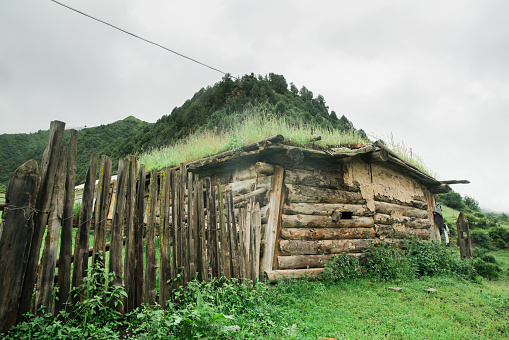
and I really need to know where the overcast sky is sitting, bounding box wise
[1,0,508,213]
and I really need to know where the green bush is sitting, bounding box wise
[437,191,465,210]
[470,230,492,249]
[473,259,502,280]
[488,227,509,244]
[321,253,362,282]
[362,243,410,281]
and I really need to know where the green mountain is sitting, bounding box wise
[0,116,151,185]
[1,73,363,186]
[116,73,365,155]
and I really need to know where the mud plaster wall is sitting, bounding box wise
[342,157,439,241]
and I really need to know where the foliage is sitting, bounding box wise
[489,227,509,249]
[474,258,502,280]
[464,195,481,211]
[470,229,493,249]
[321,254,362,282]
[437,191,465,210]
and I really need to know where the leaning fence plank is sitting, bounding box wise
[71,154,98,295]
[35,145,66,314]
[170,169,178,292]
[159,167,172,307]
[179,164,188,284]
[144,169,158,305]
[18,120,65,320]
[55,130,77,315]
[0,161,40,332]
[109,158,128,314]
[134,165,146,308]
[188,172,196,279]
[238,207,247,280]
[197,176,207,281]
[92,156,113,269]
[207,180,219,278]
[227,192,239,278]
[124,156,137,312]
[253,202,262,281]
[218,183,231,279]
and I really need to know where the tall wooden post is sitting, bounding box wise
[456,212,472,259]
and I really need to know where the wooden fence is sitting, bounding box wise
[0,121,263,331]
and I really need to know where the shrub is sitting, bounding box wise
[474,259,502,280]
[362,243,409,281]
[470,229,492,249]
[437,191,465,210]
[464,196,481,211]
[488,227,509,244]
[321,253,362,282]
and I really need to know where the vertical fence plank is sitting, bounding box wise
[71,154,98,295]
[179,164,188,285]
[55,130,77,315]
[144,169,158,305]
[217,183,231,279]
[159,167,172,307]
[134,165,146,308]
[35,146,66,313]
[197,177,207,282]
[228,191,240,279]
[224,193,234,279]
[124,156,137,312]
[92,156,113,268]
[207,180,218,279]
[19,120,65,320]
[109,158,128,314]
[238,207,247,280]
[187,172,196,280]
[0,161,40,332]
[245,203,253,281]
[170,169,178,292]
[253,202,262,282]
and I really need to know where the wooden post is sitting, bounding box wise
[170,169,178,291]
[0,160,40,332]
[207,180,218,278]
[253,202,262,281]
[187,172,196,279]
[197,177,207,281]
[228,191,240,278]
[456,212,472,259]
[159,167,172,307]
[124,156,138,312]
[260,166,284,273]
[35,146,66,313]
[109,158,128,313]
[92,156,113,269]
[134,165,146,308]
[217,182,231,279]
[18,120,65,320]
[71,154,98,294]
[55,130,77,314]
[144,169,157,305]
[179,164,187,285]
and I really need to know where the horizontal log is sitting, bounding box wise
[374,194,428,210]
[225,176,272,196]
[281,227,375,240]
[0,202,8,211]
[286,184,366,204]
[277,253,363,269]
[285,169,345,190]
[232,188,268,204]
[279,239,373,255]
[375,201,429,219]
[374,213,432,229]
[264,268,324,283]
[282,215,374,229]
[283,203,371,216]
[375,225,431,240]
[255,162,274,175]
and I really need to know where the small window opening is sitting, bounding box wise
[341,212,353,220]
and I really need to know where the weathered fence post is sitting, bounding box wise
[55,130,77,315]
[18,120,65,321]
[159,167,172,307]
[456,212,472,259]
[124,156,138,312]
[92,156,113,269]
[144,169,158,305]
[71,153,98,295]
[35,145,67,313]
[134,165,146,308]
[0,160,40,332]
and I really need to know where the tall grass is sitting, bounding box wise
[138,106,436,178]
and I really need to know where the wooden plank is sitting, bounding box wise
[187,172,196,279]
[71,154,98,296]
[281,227,375,241]
[217,182,231,279]
[279,239,373,255]
[238,207,247,280]
[206,179,218,279]
[375,225,431,240]
[144,169,157,305]
[249,201,256,280]
[281,215,374,229]
[55,131,77,315]
[109,158,128,313]
[18,120,65,320]
[178,164,187,285]
[134,165,146,308]
[228,191,240,279]
[374,213,431,229]
[159,167,171,307]
[35,145,66,313]
[286,184,365,204]
[124,156,137,312]
[260,166,284,273]
[198,177,207,281]
[253,202,262,281]
[374,201,429,219]
[0,160,40,332]
[170,169,178,291]
[232,187,267,204]
[283,203,370,216]
[92,156,113,269]
[264,268,324,283]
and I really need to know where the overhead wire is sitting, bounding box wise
[50,0,233,78]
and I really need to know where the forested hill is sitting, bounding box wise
[0,116,150,185]
[1,73,362,185]
[117,73,364,155]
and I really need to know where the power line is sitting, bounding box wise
[51,0,231,77]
